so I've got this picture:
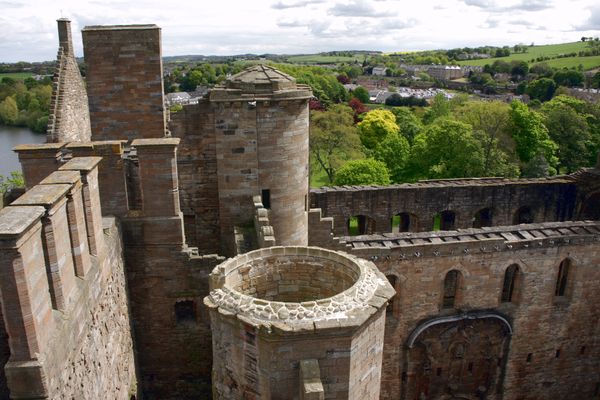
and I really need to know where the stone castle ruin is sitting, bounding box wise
[0,18,599,400]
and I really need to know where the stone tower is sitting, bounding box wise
[209,66,312,255]
[205,246,395,399]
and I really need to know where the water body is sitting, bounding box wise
[0,125,45,177]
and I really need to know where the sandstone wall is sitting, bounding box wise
[336,221,600,400]
[310,177,577,236]
[82,25,166,141]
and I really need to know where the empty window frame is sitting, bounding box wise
[501,264,519,303]
[443,270,460,308]
[555,258,570,297]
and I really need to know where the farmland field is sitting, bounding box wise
[456,41,600,70]
[287,54,361,64]
[0,72,34,80]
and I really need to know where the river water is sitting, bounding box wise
[0,125,45,177]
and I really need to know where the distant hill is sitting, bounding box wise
[456,41,600,70]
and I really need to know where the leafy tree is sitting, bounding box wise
[540,96,593,172]
[390,107,423,143]
[526,78,556,102]
[510,60,529,79]
[336,73,350,84]
[0,96,18,125]
[0,171,24,194]
[334,159,390,186]
[454,101,519,177]
[357,109,399,149]
[422,93,451,124]
[592,71,600,89]
[529,62,553,78]
[372,132,410,183]
[351,86,370,103]
[405,119,486,180]
[553,69,584,87]
[508,100,558,173]
[347,97,368,121]
[310,105,364,184]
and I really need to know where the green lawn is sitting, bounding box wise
[456,42,600,70]
[286,54,360,64]
[0,72,34,80]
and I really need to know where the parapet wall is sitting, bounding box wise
[0,158,136,399]
[310,177,578,236]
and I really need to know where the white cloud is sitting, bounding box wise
[0,0,598,62]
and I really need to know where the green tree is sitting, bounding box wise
[526,78,556,102]
[592,71,600,89]
[455,101,519,177]
[0,96,18,125]
[310,105,364,184]
[333,159,390,186]
[540,96,593,172]
[352,86,370,103]
[422,93,451,124]
[372,132,410,183]
[390,107,423,143]
[357,109,399,150]
[553,69,584,87]
[0,171,24,194]
[405,119,486,180]
[509,100,558,173]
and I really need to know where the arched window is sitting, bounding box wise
[501,264,519,303]
[391,212,415,233]
[514,206,534,224]
[555,259,570,297]
[386,275,398,316]
[347,215,376,236]
[175,300,196,324]
[433,211,456,231]
[473,208,493,228]
[442,270,461,308]
[581,192,600,220]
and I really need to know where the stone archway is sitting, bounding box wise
[403,313,512,400]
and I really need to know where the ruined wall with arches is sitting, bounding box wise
[310,177,578,236]
[341,221,600,400]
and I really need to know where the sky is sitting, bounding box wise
[1,0,599,62]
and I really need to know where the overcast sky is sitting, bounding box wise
[1,0,599,62]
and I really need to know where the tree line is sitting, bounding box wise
[0,77,52,133]
[310,93,600,186]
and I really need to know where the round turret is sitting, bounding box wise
[210,66,313,254]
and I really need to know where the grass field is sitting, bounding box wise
[0,72,33,80]
[286,54,360,64]
[456,42,600,70]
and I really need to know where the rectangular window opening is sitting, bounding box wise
[555,349,561,358]
[261,189,271,209]
[526,353,533,363]
[580,346,586,355]
[436,367,442,377]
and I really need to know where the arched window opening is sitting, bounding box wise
[514,206,534,224]
[386,275,398,315]
[581,192,600,220]
[441,211,456,230]
[391,212,413,233]
[501,264,519,303]
[347,215,376,236]
[555,259,570,297]
[473,208,493,228]
[442,270,460,309]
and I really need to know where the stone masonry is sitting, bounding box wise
[46,19,92,143]
[1,20,600,400]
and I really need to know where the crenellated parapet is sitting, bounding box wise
[0,157,136,399]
